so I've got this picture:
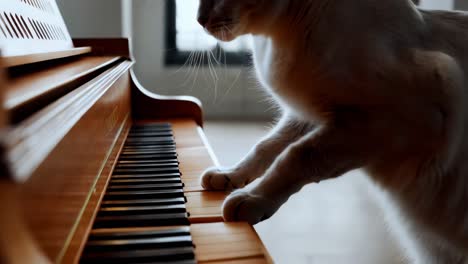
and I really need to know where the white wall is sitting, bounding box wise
[420,0,454,9]
[122,0,133,39]
[56,0,122,38]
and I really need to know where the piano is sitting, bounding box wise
[0,1,272,263]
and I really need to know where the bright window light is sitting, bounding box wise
[175,0,251,52]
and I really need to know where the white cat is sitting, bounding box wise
[197,0,468,263]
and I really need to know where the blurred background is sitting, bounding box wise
[57,0,463,263]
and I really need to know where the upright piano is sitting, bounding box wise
[0,1,272,263]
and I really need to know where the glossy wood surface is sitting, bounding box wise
[73,38,204,126]
[1,64,133,262]
[3,47,92,68]
[187,191,225,223]
[6,55,122,123]
[73,38,132,59]
[5,61,133,182]
[192,223,270,263]
[131,70,204,127]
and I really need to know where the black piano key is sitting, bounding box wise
[121,150,177,155]
[105,189,184,200]
[116,162,180,169]
[124,144,176,149]
[119,155,177,161]
[107,183,184,191]
[98,204,187,216]
[110,177,182,185]
[132,123,172,129]
[130,127,173,133]
[126,137,175,143]
[93,213,190,228]
[89,227,191,240]
[80,123,198,264]
[111,172,182,180]
[125,142,175,147]
[125,142,176,147]
[112,173,180,181]
[101,197,186,208]
[118,159,179,165]
[85,235,193,251]
[113,167,180,175]
[81,247,195,264]
[122,147,177,152]
[126,136,174,142]
[123,145,176,149]
[127,132,174,138]
[119,154,177,160]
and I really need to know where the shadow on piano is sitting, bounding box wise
[0,1,272,263]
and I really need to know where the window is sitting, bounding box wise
[165,0,250,66]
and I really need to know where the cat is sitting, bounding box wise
[197,0,468,263]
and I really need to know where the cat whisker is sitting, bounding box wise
[185,50,200,85]
[209,48,222,66]
[174,50,195,75]
[207,50,219,102]
[190,51,203,91]
[220,68,243,103]
[180,51,197,87]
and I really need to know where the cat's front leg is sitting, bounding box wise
[222,125,372,224]
[201,114,315,191]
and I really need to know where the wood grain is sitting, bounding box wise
[187,191,225,223]
[4,61,133,182]
[192,223,270,263]
[60,120,131,264]
[73,39,131,59]
[2,64,133,262]
[3,47,92,68]
[6,56,122,123]
[131,70,204,127]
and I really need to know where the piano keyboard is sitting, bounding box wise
[81,123,197,263]
[80,122,271,264]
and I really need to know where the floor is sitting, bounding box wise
[204,121,405,264]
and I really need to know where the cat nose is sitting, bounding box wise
[197,15,210,27]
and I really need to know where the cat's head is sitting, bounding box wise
[197,0,271,41]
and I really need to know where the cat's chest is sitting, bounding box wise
[251,36,285,89]
[251,36,317,113]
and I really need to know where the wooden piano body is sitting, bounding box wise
[0,1,272,263]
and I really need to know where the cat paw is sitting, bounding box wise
[200,168,247,191]
[200,167,237,191]
[222,190,274,225]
